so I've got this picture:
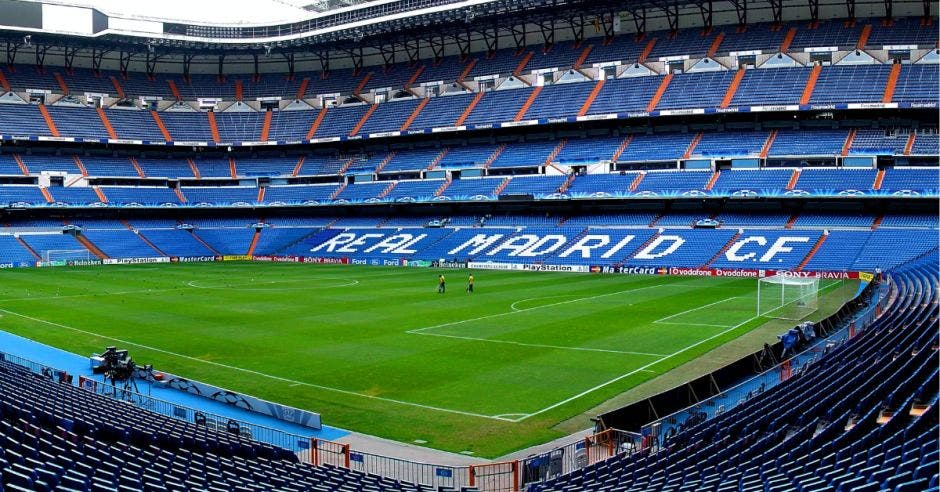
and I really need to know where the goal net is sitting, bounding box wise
[757,275,819,320]
[43,249,92,262]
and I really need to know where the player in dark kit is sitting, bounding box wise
[467,273,474,293]
[438,274,446,293]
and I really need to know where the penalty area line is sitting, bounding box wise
[0,308,516,423]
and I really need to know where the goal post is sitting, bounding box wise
[757,275,819,320]
[43,249,92,262]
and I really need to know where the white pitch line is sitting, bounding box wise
[510,295,578,312]
[0,308,514,422]
[413,331,667,357]
[653,321,736,328]
[652,296,741,324]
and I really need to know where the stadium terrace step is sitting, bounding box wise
[903,132,916,156]
[456,58,478,88]
[683,132,703,159]
[186,158,202,179]
[426,148,450,170]
[799,64,822,105]
[12,154,29,176]
[190,230,221,256]
[39,186,53,203]
[493,177,512,195]
[400,98,429,131]
[338,158,357,174]
[646,73,673,112]
[109,75,126,99]
[578,79,606,116]
[53,72,69,95]
[229,158,238,179]
[72,156,89,177]
[434,178,452,196]
[247,229,261,256]
[291,156,306,177]
[378,181,398,198]
[871,215,885,230]
[234,80,244,101]
[96,107,118,139]
[779,26,798,52]
[856,24,872,48]
[707,32,726,58]
[882,63,901,103]
[455,92,484,126]
[572,44,592,69]
[760,130,778,158]
[328,183,347,200]
[514,85,543,121]
[513,51,534,76]
[349,104,379,136]
[545,138,568,165]
[37,104,60,137]
[122,220,168,256]
[628,172,645,192]
[558,173,576,193]
[720,69,746,108]
[75,234,109,259]
[295,77,310,99]
[93,186,108,204]
[15,236,42,261]
[649,213,665,227]
[305,107,328,139]
[786,168,801,190]
[174,187,187,203]
[150,110,173,141]
[872,169,886,190]
[785,213,799,229]
[374,151,398,174]
[404,64,424,89]
[483,144,504,169]
[840,129,857,156]
[612,136,634,162]
[207,111,221,143]
[705,170,721,191]
[353,72,373,97]
[0,68,10,92]
[256,187,265,203]
[260,109,273,141]
[166,79,182,101]
[796,232,828,271]
[638,38,657,63]
[702,231,742,268]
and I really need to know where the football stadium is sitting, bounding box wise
[0,0,936,489]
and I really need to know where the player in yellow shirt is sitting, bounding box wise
[467,273,474,293]
[437,274,446,293]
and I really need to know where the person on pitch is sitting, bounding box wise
[437,274,446,293]
[467,273,474,293]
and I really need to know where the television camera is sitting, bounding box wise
[91,347,152,396]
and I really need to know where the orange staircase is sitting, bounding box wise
[513,51,534,76]
[882,63,901,103]
[456,59,478,87]
[150,111,173,141]
[514,86,543,121]
[186,158,202,179]
[12,154,29,176]
[785,213,799,229]
[0,69,10,92]
[455,92,484,126]
[427,148,450,170]
[400,98,429,131]
[234,80,243,101]
[256,187,266,203]
[800,64,822,105]
[306,107,328,139]
[404,65,425,89]
[577,79,606,116]
[374,151,398,174]
[39,187,53,203]
[903,132,916,155]
[122,221,167,257]
[760,130,778,158]
[338,158,357,175]
[247,229,261,256]
[683,133,703,159]
[611,136,634,162]
[572,45,592,69]
[856,24,872,49]
[493,177,512,195]
[638,38,657,63]
[174,188,187,203]
[92,186,108,204]
[544,138,568,166]
[483,144,505,169]
[719,69,746,108]
[796,233,828,271]
[75,234,108,260]
[296,77,310,99]
[646,73,673,112]
[72,156,89,177]
[706,32,725,58]
[167,79,182,100]
[37,104,60,137]
[786,168,801,189]
[779,27,798,52]
[702,231,742,268]
[872,169,885,190]
[353,73,373,97]
[557,174,576,193]
[190,231,221,256]
[228,158,238,179]
[870,215,885,230]
[378,182,397,198]
[53,72,69,95]
[434,178,452,196]
[349,104,379,136]
[291,156,306,176]
[841,129,857,157]
[96,108,118,139]
[329,183,347,200]
[259,109,273,141]
[16,236,42,261]
[628,172,645,192]
[704,171,721,190]
[129,157,146,178]
[207,112,221,143]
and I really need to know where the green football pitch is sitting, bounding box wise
[0,263,856,457]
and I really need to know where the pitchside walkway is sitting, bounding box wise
[0,329,349,444]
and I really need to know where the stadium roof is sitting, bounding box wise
[40,0,314,24]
